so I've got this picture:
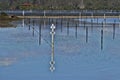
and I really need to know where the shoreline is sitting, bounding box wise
[18,16,120,19]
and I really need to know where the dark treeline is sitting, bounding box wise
[0,0,120,10]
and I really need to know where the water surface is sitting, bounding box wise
[0,18,120,80]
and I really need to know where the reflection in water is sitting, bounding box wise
[32,20,35,37]
[39,24,41,45]
[33,20,35,26]
[56,19,58,26]
[0,58,17,66]
[119,15,120,27]
[22,10,25,16]
[50,24,55,72]
[22,19,25,27]
[91,17,93,31]
[79,12,81,24]
[101,26,104,50]
[44,19,46,27]
[19,17,117,49]
[97,18,98,25]
[48,18,50,25]
[67,21,69,36]
[32,27,35,37]
[0,17,120,72]
[20,17,119,51]
[86,26,88,43]
[75,23,78,39]
[28,19,31,30]
[104,14,106,27]
[113,20,116,40]
[101,21,104,50]
[61,18,63,32]
[83,19,86,28]
[51,18,53,23]
[1,13,120,80]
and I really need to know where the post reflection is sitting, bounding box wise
[113,20,116,40]
[50,24,55,72]
[17,17,120,72]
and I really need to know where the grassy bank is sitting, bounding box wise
[0,12,20,27]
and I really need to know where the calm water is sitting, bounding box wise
[0,17,120,80]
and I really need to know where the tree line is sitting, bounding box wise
[0,0,120,10]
